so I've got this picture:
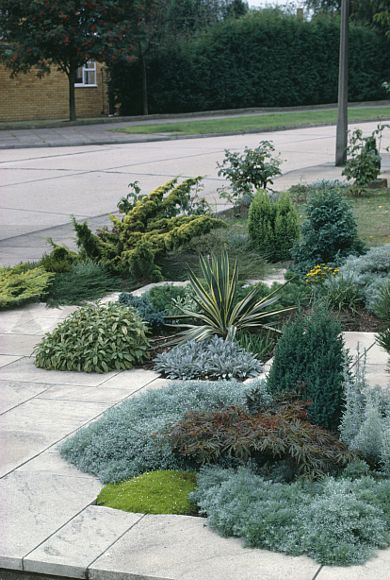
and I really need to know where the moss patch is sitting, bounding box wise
[96,470,198,515]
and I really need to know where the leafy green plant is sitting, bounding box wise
[170,252,294,343]
[248,191,299,261]
[193,466,390,566]
[373,282,390,324]
[217,141,282,206]
[46,259,120,306]
[73,178,224,280]
[267,308,346,431]
[154,336,262,380]
[320,272,365,314]
[34,303,149,373]
[343,125,388,193]
[0,264,54,309]
[377,327,390,356]
[292,186,364,271]
[168,403,351,480]
[96,470,197,515]
[236,331,276,362]
[60,379,251,483]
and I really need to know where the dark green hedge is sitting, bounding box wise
[111,11,390,115]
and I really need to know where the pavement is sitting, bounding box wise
[1,121,389,266]
[0,291,389,580]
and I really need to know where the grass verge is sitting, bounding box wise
[113,106,390,136]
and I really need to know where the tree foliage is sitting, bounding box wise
[0,0,138,119]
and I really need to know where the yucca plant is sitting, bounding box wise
[168,252,294,343]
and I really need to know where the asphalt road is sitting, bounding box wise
[1,121,389,265]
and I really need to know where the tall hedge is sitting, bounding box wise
[111,11,390,115]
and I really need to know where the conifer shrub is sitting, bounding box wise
[167,402,351,479]
[292,186,364,271]
[267,308,346,430]
[0,264,54,309]
[97,470,197,515]
[34,303,149,373]
[73,178,224,281]
[192,466,390,566]
[248,191,299,261]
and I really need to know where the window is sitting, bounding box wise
[75,61,97,87]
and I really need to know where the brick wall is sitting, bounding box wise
[0,63,108,122]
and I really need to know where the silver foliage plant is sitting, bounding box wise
[340,352,390,474]
[154,336,262,380]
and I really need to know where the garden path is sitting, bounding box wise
[0,296,389,580]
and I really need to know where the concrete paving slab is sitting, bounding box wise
[17,449,97,479]
[317,547,390,580]
[0,357,118,386]
[37,384,136,404]
[0,355,22,368]
[0,333,43,356]
[24,506,143,579]
[99,369,160,389]
[0,380,49,414]
[89,514,320,580]
[0,471,101,570]
[0,429,56,477]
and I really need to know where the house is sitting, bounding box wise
[0,61,109,122]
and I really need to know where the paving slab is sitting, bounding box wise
[37,384,137,404]
[0,471,101,570]
[17,449,97,479]
[0,357,119,386]
[316,547,390,579]
[89,514,320,580]
[0,380,50,414]
[99,369,160,389]
[0,333,42,356]
[24,506,143,579]
[0,355,22,369]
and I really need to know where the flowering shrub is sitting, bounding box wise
[305,264,340,284]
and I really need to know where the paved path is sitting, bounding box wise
[1,121,389,266]
[0,296,389,580]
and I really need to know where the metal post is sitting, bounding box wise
[335,0,349,166]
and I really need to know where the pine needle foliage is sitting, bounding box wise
[0,264,53,309]
[73,178,224,281]
[267,308,346,430]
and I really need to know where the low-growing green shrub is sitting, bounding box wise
[46,260,120,306]
[248,191,299,261]
[267,308,346,431]
[0,264,54,309]
[342,125,385,193]
[168,402,351,479]
[97,470,197,515]
[40,242,78,273]
[60,379,251,483]
[119,292,165,331]
[292,186,364,271]
[320,272,366,314]
[34,303,149,373]
[377,327,390,357]
[154,336,262,380]
[236,331,276,362]
[192,466,390,566]
[73,178,224,280]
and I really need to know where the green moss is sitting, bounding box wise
[96,470,197,515]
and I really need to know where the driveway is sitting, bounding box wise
[1,122,389,265]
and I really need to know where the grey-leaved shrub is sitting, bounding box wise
[60,379,252,483]
[192,466,390,566]
[34,303,149,373]
[154,336,262,380]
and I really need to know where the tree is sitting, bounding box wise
[307,0,390,35]
[0,0,138,121]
